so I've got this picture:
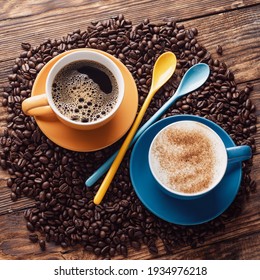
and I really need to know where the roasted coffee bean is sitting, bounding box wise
[39,156,48,164]
[0,15,256,259]
[7,178,13,188]
[34,178,42,184]
[26,222,35,232]
[216,45,223,55]
[21,42,31,51]
[39,239,46,251]
[59,183,69,193]
[11,192,17,201]
[35,63,45,72]
[176,31,186,40]
[39,191,46,202]
[29,233,39,243]
[42,181,50,189]
[148,245,158,255]
[131,241,141,250]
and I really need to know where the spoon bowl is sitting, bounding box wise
[174,63,210,98]
[150,53,178,93]
[86,62,210,188]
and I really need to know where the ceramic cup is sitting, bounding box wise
[22,49,125,130]
[148,120,252,200]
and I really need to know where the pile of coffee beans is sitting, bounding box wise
[0,15,257,258]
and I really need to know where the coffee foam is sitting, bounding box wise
[150,121,226,194]
[52,60,119,123]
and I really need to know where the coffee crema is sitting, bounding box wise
[149,121,226,194]
[52,60,119,123]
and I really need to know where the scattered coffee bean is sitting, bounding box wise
[29,233,39,243]
[11,192,17,201]
[216,45,223,55]
[0,15,256,259]
[26,222,35,232]
[39,240,46,251]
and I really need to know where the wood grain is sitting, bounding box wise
[1,0,259,21]
[184,6,260,82]
[0,184,259,260]
[0,0,259,260]
[0,2,260,86]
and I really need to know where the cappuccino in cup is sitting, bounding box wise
[149,121,227,196]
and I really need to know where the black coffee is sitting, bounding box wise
[52,60,119,122]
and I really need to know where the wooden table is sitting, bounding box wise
[0,0,259,260]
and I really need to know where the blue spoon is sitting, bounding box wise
[85,63,210,187]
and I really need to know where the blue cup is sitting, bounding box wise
[148,120,251,200]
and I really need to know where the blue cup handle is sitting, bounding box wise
[227,145,252,164]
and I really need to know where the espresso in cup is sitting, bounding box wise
[149,121,227,195]
[22,50,125,130]
[52,60,119,123]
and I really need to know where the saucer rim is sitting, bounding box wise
[130,114,242,225]
[31,48,138,152]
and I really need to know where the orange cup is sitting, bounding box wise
[22,50,125,130]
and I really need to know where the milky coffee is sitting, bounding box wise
[52,60,119,123]
[149,121,226,194]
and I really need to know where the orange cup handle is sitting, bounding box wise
[22,94,54,116]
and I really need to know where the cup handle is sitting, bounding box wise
[22,94,54,116]
[227,145,252,164]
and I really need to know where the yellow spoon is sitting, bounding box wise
[94,52,177,205]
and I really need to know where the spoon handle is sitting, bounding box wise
[85,93,179,187]
[93,90,157,205]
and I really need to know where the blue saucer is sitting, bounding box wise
[130,115,242,225]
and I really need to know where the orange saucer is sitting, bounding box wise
[31,49,138,152]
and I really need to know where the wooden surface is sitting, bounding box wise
[0,0,260,260]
